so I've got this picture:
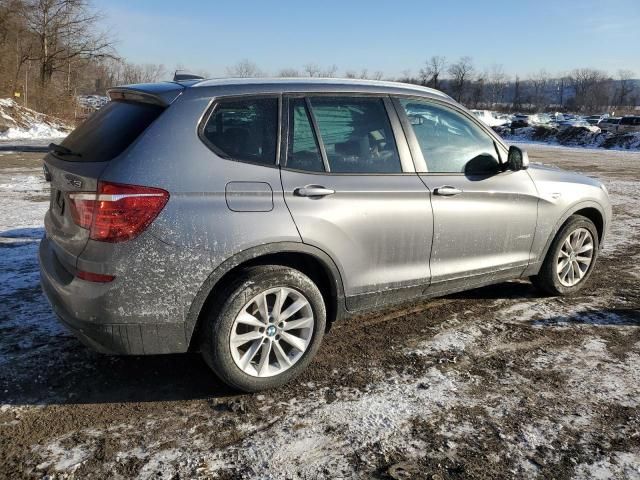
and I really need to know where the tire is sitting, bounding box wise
[531,215,599,296]
[201,265,326,392]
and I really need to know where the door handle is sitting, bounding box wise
[434,185,463,196]
[294,185,335,198]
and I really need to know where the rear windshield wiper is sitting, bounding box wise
[49,143,82,158]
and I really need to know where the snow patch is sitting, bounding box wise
[497,125,640,151]
[0,98,71,141]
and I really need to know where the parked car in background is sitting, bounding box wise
[598,117,621,133]
[586,114,609,126]
[530,113,552,125]
[617,116,640,133]
[511,114,530,128]
[558,119,592,129]
[470,110,510,127]
[39,77,612,392]
[76,95,109,110]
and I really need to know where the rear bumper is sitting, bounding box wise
[39,236,189,355]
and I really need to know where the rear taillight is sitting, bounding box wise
[68,181,169,242]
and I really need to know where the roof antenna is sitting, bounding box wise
[173,70,204,82]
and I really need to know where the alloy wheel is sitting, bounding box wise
[229,287,314,377]
[556,227,594,287]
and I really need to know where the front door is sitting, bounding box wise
[280,95,433,309]
[395,97,538,293]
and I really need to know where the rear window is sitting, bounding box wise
[201,97,278,166]
[60,100,165,162]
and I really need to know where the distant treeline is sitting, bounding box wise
[226,58,640,115]
[0,1,637,119]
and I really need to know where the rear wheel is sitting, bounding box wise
[201,266,326,392]
[531,215,599,295]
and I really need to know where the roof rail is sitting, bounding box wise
[173,70,204,82]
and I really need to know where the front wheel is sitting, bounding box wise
[531,215,599,295]
[201,266,326,392]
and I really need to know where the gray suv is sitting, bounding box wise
[39,78,612,392]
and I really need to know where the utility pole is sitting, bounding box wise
[24,61,29,108]
[513,75,521,111]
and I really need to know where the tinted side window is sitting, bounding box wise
[202,97,278,165]
[620,117,640,125]
[287,98,324,172]
[399,99,499,174]
[308,97,401,173]
[60,100,165,162]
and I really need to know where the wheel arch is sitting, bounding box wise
[573,207,604,243]
[185,242,347,350]
[538,200,606,266]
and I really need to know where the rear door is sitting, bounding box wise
[43,99,166,270]
[394,97,538,292]
[280,95,433,309]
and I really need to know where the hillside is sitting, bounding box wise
[0,99,71,141]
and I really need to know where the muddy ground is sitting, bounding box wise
[0,145,639,479]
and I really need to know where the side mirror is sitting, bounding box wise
[507,145,529,171]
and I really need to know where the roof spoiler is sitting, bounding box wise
[107,88,169,107]
[173,70,204,82]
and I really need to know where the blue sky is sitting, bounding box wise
[99,0,640,78]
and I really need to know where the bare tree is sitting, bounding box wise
[121,62,166,84]
[447,56,474,102]
[529,69,549,111]
[469,75,486,108]
[397,69,419,84]
[419,55,446,89]
[486,64,508,106]
[226,59,263,78]
[321,64,338,78]
[22,0,114,89]
[278,68,300,77]
[294,63,338,78]
[344,69,370,79]
[568,68,612,111]
[0,1,35,98]
[512,75,522,110]
[303,63,321,77]
[616,69,636,107]
[556,75,568,107]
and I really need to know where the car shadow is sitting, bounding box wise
[1,226,239,406]
[531,308,640,327]
[1,347,238,406]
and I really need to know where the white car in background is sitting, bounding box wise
[530,113,552,125]
[557,119,601,133]
[471,110,510,127]
[586,114,609,126]
[597,117,621,133]
[549,112,565,122]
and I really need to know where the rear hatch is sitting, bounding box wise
[43,92,170,271]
